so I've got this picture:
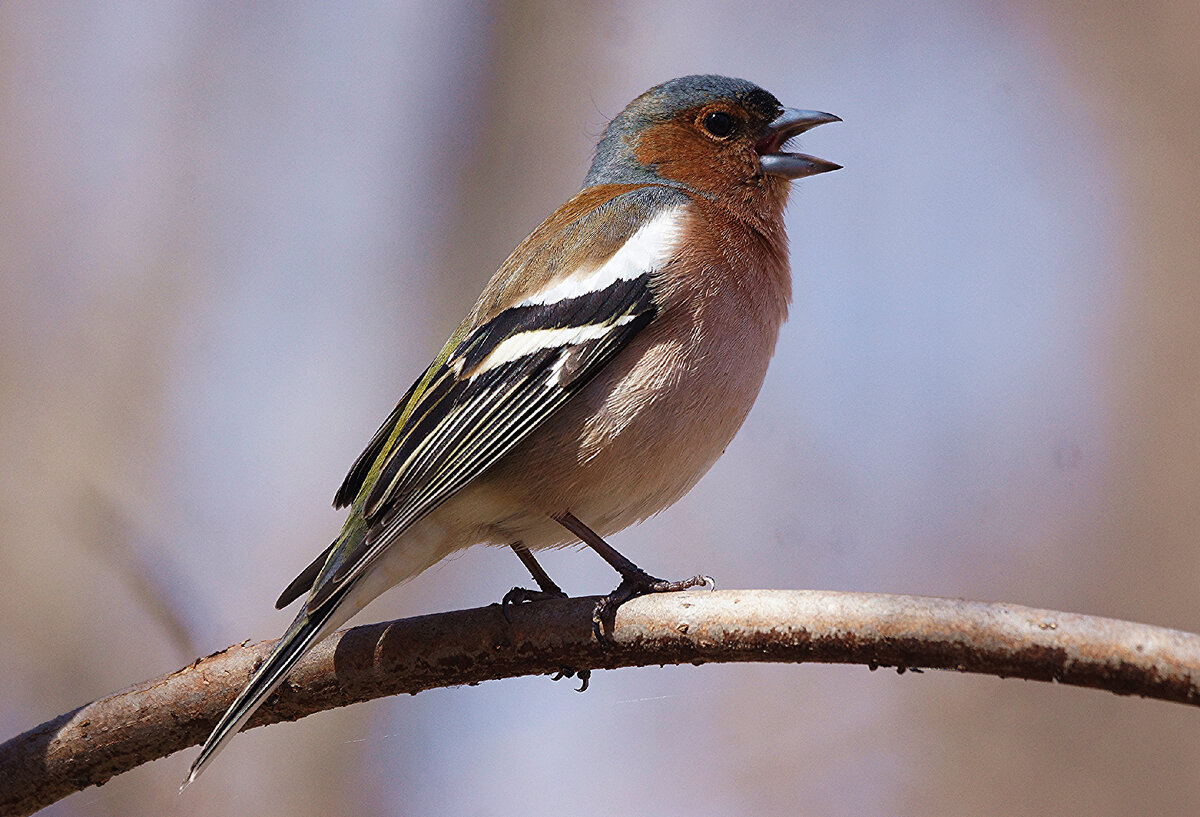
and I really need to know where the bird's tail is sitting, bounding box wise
[181,576,351,789]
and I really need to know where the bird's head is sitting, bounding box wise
[585,75,840,209]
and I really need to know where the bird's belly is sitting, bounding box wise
[468,307,779,548]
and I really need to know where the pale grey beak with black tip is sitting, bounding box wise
[757,108,842,178]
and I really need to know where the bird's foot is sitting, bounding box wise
[498,586,588,689]
[500,585,568,621]
[592,571,713,640]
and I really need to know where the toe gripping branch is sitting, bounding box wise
[553,512,712,639]
[499,513,712,690]
[502,542,588,690]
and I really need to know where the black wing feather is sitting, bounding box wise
[332,382,416,509]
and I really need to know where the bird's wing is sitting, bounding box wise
[301,184,689,612]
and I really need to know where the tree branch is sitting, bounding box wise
[3,589,1199,815]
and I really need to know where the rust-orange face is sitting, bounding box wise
[584,75,839,205]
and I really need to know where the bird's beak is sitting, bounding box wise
[757,108,842,178]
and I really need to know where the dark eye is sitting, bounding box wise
[702,111,735,138]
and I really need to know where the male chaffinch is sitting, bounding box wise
[185,74,839,784]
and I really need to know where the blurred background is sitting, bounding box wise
[2,1,1198,814]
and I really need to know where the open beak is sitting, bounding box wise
[757,108,842,179]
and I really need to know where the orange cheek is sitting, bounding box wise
[634,122,740,191]
[634,123,778,207]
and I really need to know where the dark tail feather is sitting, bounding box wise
[181,589,346,789]
[276,540,336,610]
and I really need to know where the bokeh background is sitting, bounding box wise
[2,1,1198,814]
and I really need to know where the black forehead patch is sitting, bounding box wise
[636,75,783,121]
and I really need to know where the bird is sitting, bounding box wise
[184,74,839,786]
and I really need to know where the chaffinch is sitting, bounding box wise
[186,74,839,784]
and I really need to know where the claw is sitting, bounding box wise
[592,571,711,640]
[550,668,591,692]
[500,585,568,621]
[500,585,589,687]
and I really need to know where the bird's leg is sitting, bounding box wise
[554,511,710,639]
[501,541,589,691]
[502,541,568,608]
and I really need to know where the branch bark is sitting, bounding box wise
[3,589,1199,815]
